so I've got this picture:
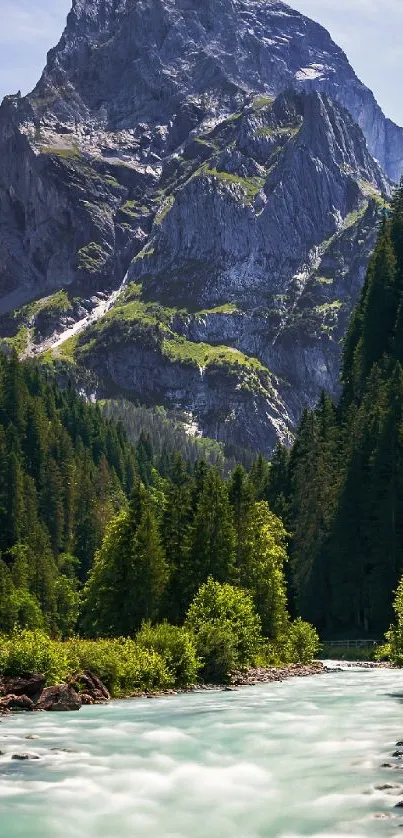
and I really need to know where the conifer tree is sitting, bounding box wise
[188,468,236,600]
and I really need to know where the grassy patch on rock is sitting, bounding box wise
[202,167,265,203]
[77,242,109,273]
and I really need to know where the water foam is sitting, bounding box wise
[1,668,402,837]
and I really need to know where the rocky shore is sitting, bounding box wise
[4,660,391,712]
[0,671,110,715]
[0,663,329,713]
[129,661,329,700]
[230,661,326,686]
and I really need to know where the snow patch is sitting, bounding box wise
[295,64,327,81]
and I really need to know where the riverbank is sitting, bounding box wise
[130,661,329,699]
[0,662,330,713]
[2,660,394,713]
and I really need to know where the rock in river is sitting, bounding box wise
[36,684,82,712]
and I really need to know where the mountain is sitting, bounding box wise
[0,0,397,454]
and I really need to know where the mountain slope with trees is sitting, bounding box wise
[265,186,403,637]
[0,353,318,686]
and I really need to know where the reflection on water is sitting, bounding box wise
[1,665,403,837]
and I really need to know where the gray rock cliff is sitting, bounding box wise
[0,0,397,454]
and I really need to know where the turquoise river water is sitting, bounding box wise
[1,664,403,837]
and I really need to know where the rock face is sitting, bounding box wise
[29,0,403,180]
[0,0,399,452]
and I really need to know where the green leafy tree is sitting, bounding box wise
[185,578,262,681]
[238,501,289,639]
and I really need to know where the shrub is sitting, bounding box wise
[136,622,200,686]
[0,632,172,697]
[285,619,320,664]
[185,578,262,681]
[194,623,237,683]
[0,630,69,684]
[10,590,44,631]
[64,637,171,695]
[377,576,403,665]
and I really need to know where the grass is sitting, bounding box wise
[120,201,150,218]
[255,125,300,138]
[314,276,334,286]
[1,326,31,356]
[202,167,265,203]
[161,335,267,372]
[221,112,243,124]
[77,242,108,273]
[195,137,220,151]
[252,95,275,110]
[54,334,81,363]
[195,303,240,316]
[357,179,384,202]
[120,282,143,303]
[342,205,369,229]
[42,144,80,159]
[314,300,343,314]
[155,195,175,225]
[18,290,73,321]
[104,176,120,188]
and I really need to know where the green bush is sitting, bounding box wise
[10,590,44,631]
[285,619,320,664]
[64,637,171,695]
[0,630,69,684]
[377,576,403,665]
[0,632,171,696]
[185,578,262,682]
[194,623,237,683]
[136,622,200,686]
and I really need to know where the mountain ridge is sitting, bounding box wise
[0,0,397,453]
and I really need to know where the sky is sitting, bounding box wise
[0,0,403,125]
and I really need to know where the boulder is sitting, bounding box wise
[71,670,110,703]
[80,693,95,705]
[0,674,46,700]
[36,684,82,712]
[12,753,40,761]
[0,694,34,712]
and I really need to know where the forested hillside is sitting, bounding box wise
[0,354,319,683]
[0,354,138,634]
[266,185,403,637]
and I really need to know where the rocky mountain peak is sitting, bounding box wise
[27,0,403,180]
[0,0,398,455]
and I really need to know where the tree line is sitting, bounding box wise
[263,186,403,638]
[0,352,319,679]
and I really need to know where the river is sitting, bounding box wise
[1,664,403,837]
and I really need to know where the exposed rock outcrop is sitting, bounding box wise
[0,672,110,713]
[0,0,399,452]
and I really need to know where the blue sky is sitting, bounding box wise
[1,0,402,125]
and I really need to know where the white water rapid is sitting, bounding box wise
[1,665,403,837]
